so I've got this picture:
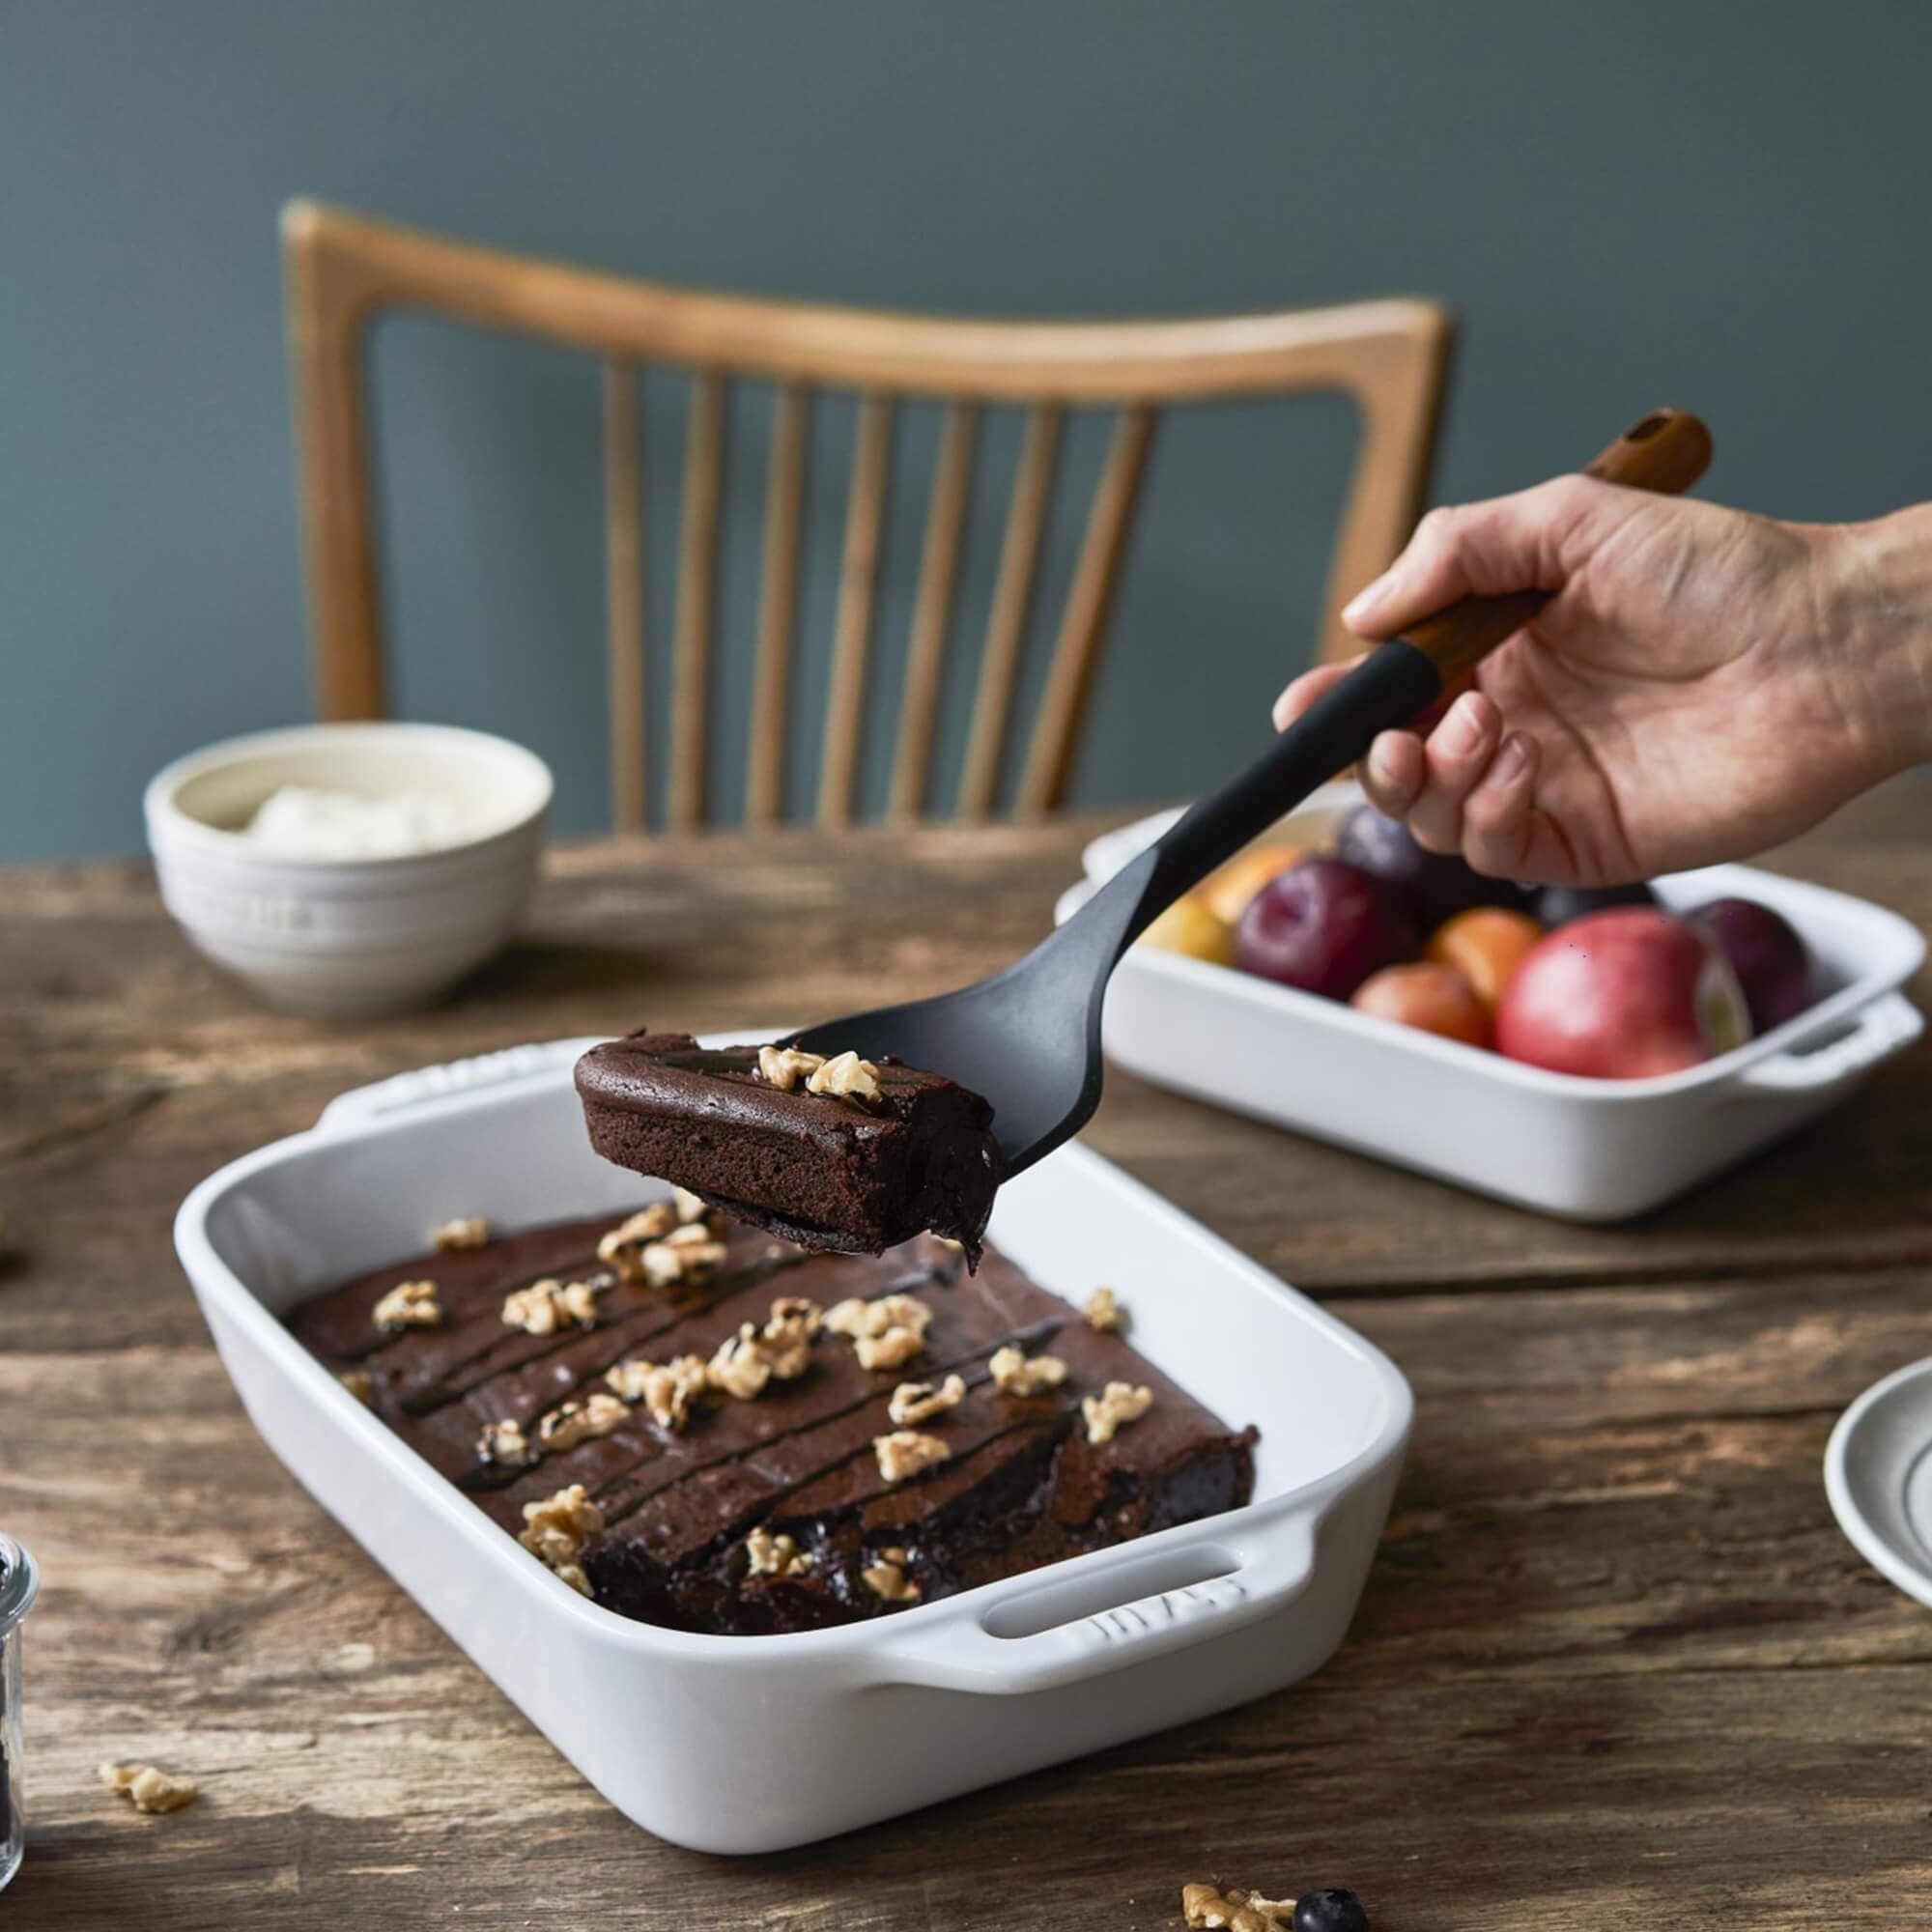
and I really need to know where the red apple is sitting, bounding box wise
[1684,896,1812,1033]
[1496,908,1750,1078]
[1235,857,1416,1001]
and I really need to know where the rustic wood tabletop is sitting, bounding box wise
[2,775,1929,1930]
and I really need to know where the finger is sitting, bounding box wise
[1271,654,1365,731]
[1359,730,1425,816]
[1341,474,1604,641]
[1406,691,1505,854]
[1461,730,1542,878]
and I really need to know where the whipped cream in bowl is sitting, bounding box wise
[144,723,554,1017]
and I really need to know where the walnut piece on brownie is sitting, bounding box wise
[874,1430,950,1484]
[429,1215,492,1252]
[1082,1380,1153,1445]
[989,1346,1067,1396]
[744,1528,814,1579]
[371,1278,441,1332]
[861,1548,920,1602]
[1082,1285,1125,1332]
[889,1374,966,1426]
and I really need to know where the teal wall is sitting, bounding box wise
[6,2,1929,858]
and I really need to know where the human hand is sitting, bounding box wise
[1273,479,1932,886]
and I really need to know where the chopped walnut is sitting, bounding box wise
[855,1325,926,1371]
[989,1345,1068,1396]
[756,1043,825,1091]
[760,1295,822,1378]
[606,1352,710,1432]
[597,1205,678,1278]
[707,1321,774,1402]
[825,1293,933,1341]
[430,1215,492,1252]
[1180,1884,1293,1932]
[889,1373,966,1427]
[807,1050,882,1102]
[554,1562,594,1598]
[477,1416,536,1468]
[1082,1285,1125,1332]
[640,1221,730,1288]
[861,1547,921,1602]
[500,1276,602,1336]
[874,1430,951,1484]
[744,1527,815,1579]
[371,1278,442,1332]
[520,1483,604,1576]
[99,1762,198,1814]
[1082,1379,1152,1444]
[338,1370,373,1406]
[673,1184,715,1225]
[536,1391,630,1453]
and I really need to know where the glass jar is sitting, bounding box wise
[0,1535,38,1893]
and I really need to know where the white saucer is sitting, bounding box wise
[1825,1357,1932,1609]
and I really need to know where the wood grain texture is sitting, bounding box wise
[602,359,647,834]
[667,371,726,833]
[2,772,1927,1928]
[284,201,1452,822]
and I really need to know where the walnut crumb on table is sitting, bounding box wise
[99,1762,198,1814]
[1180,1884,1294,1931]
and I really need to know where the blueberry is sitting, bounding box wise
[1293,1889,1369,1932]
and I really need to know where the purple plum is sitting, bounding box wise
[1333,804,1522,930]
[1235,857,1417,1001]
[1684,896,1813,1032]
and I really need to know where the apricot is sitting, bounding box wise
[1426,906,1545,1009]
[1350,962,1492,1047]
[1137,895,1234,965]
[1198,844,1305,926]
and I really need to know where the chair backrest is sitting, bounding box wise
[283,201,1451,832]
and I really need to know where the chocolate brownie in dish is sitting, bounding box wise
[288,1203,1257,1635]
[575,1031,1005,1264]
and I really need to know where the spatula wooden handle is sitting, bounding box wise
[1400,408,1714,685]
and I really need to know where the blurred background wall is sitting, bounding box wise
[6,1,1929,859]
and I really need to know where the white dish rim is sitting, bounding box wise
[1069,796,1925,1104]
[1825,1355,1932,1612]
[145,721,554,869]
[176,1038,1415,1663]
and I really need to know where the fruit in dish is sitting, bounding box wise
[1234,859,1416,1001]
[1333,804,1521,928]
[1350,963,1492,1047]
[1425,906,1545,1010]
[1139,895,1236,965]
[576,1032,1004,1264]
[1496,908,1750,1078]
[1685,895,1812,1032]
[1198,844,1306,925]
[289,1210,1257,1635]
[1526,879,1659,929]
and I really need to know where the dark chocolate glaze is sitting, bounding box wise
[574,1032,1005,1265]
[288,1209,1256,1635]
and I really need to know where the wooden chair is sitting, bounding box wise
[283,201,1452,833]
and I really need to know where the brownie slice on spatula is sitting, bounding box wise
[575,1031,1005,1265]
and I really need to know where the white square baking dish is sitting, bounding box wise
[1062,784,1925,1221]
[175,1037,1411,1853]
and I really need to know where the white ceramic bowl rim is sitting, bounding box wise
[0,1533,38,1636]
[145,722,554,867]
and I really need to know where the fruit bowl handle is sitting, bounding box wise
[1736,993,1922,1094]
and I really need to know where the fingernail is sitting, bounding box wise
[1343,573,1392,624]
[1443,693,1485,753]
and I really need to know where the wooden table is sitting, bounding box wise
[4,777,1930,1930]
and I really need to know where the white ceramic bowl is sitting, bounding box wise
[175,1037,1411,1851]
[145,723,553,1018]
[1059,783,1925,1220]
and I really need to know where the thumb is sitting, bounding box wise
[1342,473,1614,640]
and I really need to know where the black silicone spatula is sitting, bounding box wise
[795,408,1714,1175]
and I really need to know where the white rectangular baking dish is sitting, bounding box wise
[1063,784,1925,1221]
[175,1037,1411,1853]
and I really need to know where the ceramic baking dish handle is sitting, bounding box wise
[316,1039,597,1132]
[873,1512,1320,1696]
[1736,993,1922,1094]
